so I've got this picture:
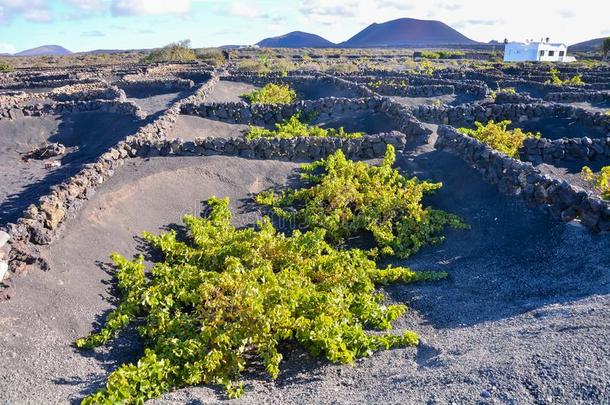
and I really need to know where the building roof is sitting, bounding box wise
[507,41,567,47]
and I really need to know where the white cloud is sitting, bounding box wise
[67,0,107,12]
[225,2,262,18]
[0,41,16,54]
[111,0,192,16]
[0,0,51,24]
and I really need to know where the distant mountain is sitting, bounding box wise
[15,45,72,56]
[257,31,335,48]
[340,18,478,47]
[570,37,607,52]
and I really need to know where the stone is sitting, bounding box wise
[0,231,9,248]
[0,261,8,281]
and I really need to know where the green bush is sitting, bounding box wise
[76,197,445,402]
[236,53,296,75]
[325,62,358,74]
[246,113,364,140]
[581,166,610,200]
[0,61,14,72]
[458,120,540,158]
[196,48,226,67]
[489,87,516,100]
[241,83,296,104]
[140,40,196,64]
[420,51,465,60]
[257,145,466,258]
[545,67,585,86]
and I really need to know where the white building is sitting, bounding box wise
[503,41,575,63]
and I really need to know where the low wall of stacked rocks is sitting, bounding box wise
[544,91,610,104]
[0,77,101,90]
[181,95,432,141]
[435,125,610,232]
[410,101,610,134]
[2,71,222,283]
[50,84,125,102]
[182,97,383,126]
[115,77,195,91]
[223,73,376,98]
[346,74,489,97]
[130,131,406,161]
[0,83,125,107]
[520,136,610,164]
[0,99,145,121]
[370,83,455,97]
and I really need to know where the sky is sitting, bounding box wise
[0,0,608,54]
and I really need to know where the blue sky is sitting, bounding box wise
[0,0,608,53]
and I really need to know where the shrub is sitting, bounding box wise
[0,61,13,72]
[76,197,445,402]
[246,113,364,140]
[196,48,226,66]
[431,99,443,108]
[241,83,296,104]
[545,67,585,86]
[140,40,196,64]
[489,87,516,100]
[458,120,540,158]
[421,51,441,59]
[420,50,464,60]
[236,53,296,75]
[325,62,358,74]
[416,60,435,76]
[581,166,610,200]
[257,145,466,258]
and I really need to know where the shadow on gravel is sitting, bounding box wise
[0,112,148,225]
[385,149,610,329]
[312,110,398,134]
[513,117,606,140]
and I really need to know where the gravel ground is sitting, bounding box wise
[167,115,251,140]
[205,81,259,103]
[1,135,608,404]
[390,93,480,107]
[0,112,142,225]
[514,117,607,141]
[126,91,188,117]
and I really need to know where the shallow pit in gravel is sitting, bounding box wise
[564,100,610,114]
[311,110,398,134]
[0,112,142,224]
[510,116,607,140]
[205,80,260,103]
[389,92,480,107]
[207,79,361,104]
[125,89,190,117]
[1,144,608,404]
[167,115,252,140]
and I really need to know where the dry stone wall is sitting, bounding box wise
[410,101,610,134]
[0,99,145,121]
[435,125,610,232]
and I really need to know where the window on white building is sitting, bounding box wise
[548,50,555,57]
[539,50,545,57]
[559,51,565,57]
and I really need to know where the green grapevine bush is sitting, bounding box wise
[256,145,466,258]
[246,113,364,140]
[458,120,540,159]
[581,166,610,200]
[489,87,516,100]
[0,61,14,72]
[241,83,297,104]
[545,67,585,86]
[140,40,196,64]
[76,197,445,403]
